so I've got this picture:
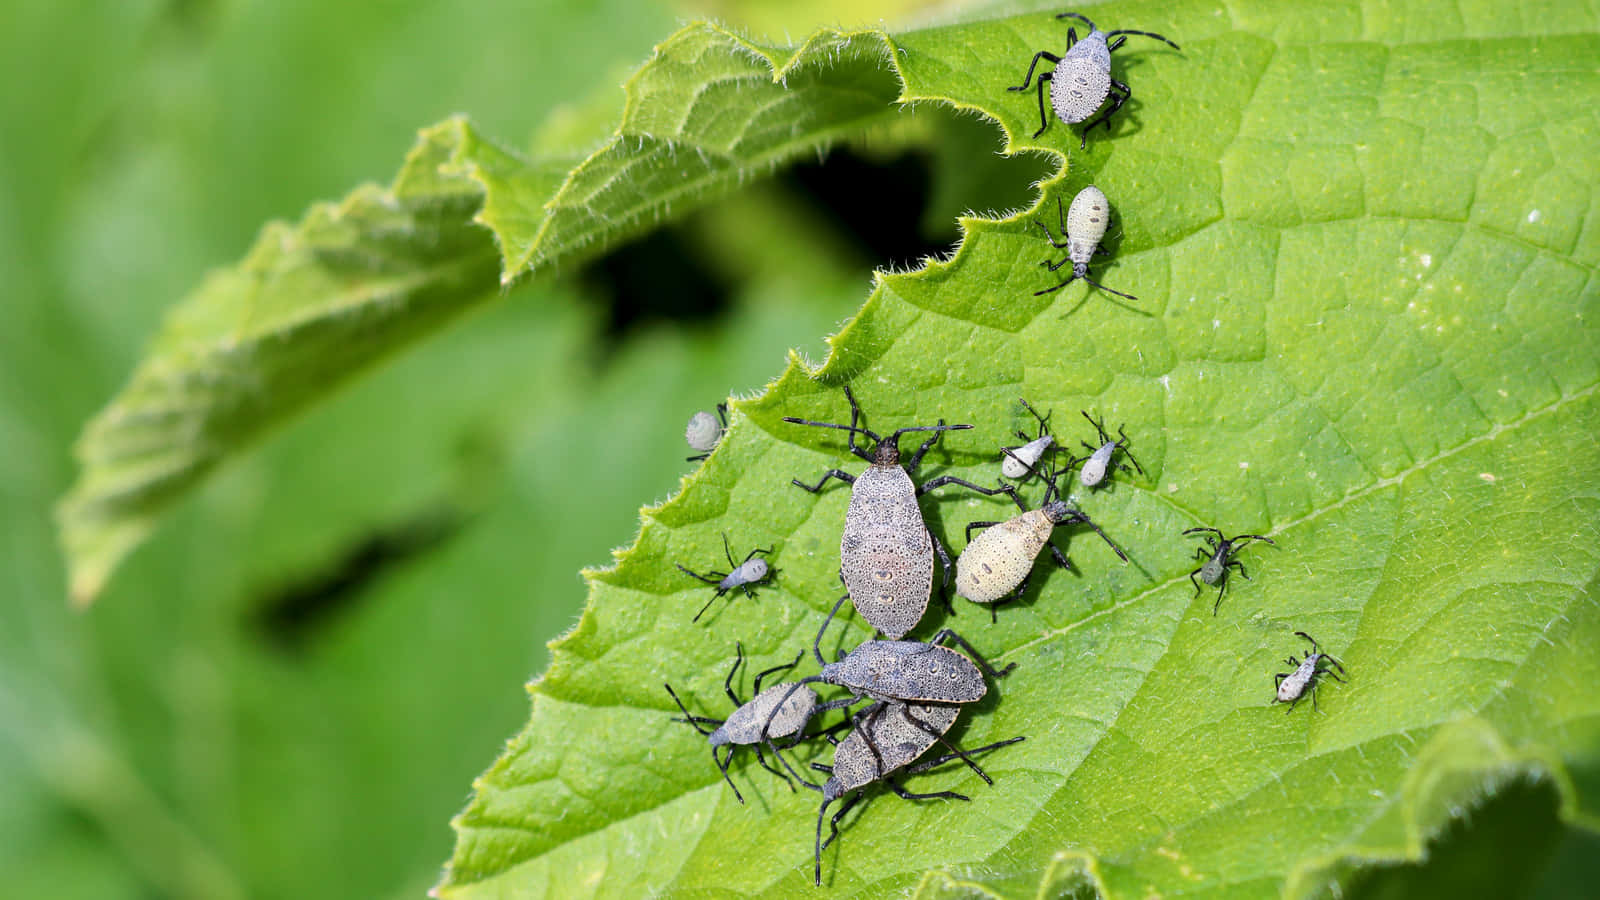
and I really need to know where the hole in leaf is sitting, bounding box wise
[576,107,1049,344]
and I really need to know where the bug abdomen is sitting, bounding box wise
[839,467,934,639]
[1050,59,1111,124]
[955,514,1051,604]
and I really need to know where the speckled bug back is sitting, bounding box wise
[839,464,935,639]
[824,702,960,799]
[1066,185,1110,270]
[715,681,817,746]
[823,640,987,704]
[1050,32,1113,124]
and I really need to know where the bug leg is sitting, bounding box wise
[1032,202,1071,248]
[814,594,851,665]
[964,520,1000,544]
[792,469,856,492]
[928,629,1017,679]
[825,787,864,864]
[901,735,1027,777]
[1230,559,1251,581]
[1274,672,1287,689]
[1034,271,1080,296]
[713,744,746,804]
[1047,541,1072,571]
[1007,50,1061,91]
[1056,509,1128,561]
[929,530,956,614]
[917,475,1016,497]
[900,706,997,784]
[1031,70,1055,138]
[1080,78,1131,146]
[722,643,747,705]
[663,684,724,736]
[883,779,970,803]
[675,564,722,587]
[1081,274,1141,303]
[752,742,797,791]
[753,648,805,695]
[904,421,947,476]
[1041,253,1074,273]
[1189,569,1204,596]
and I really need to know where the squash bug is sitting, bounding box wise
[1007,11,1180,147]
[956,457,1126,615]
[685,402,728,461]
[664,643,827,803]
[800,700,1024,885]
[1184,526,1276,614]
[1274,631,1347,712]
[1033,186,1137,302]
[999,398,1056,481]
[785,385,1020,638]
[1072,409,1144,488]
[675,532,774,622]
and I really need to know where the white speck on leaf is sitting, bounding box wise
[1528,209,1542,223]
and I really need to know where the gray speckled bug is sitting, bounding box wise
[798,701,1025,886]
[999,398,1056,481]
[1274,631,1347,712]
[1034,186,1138,302]
[956,458,1127,615]
[676,533,774,622]
[1184,526,1277,614]
[685,402,728,461]
[785,385,1019,638]
[1007,11,1180,147]
[761,600,1015,744]
[1072,409,1145,488]
[664,643,832,803]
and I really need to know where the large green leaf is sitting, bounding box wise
[428,1,1600,897]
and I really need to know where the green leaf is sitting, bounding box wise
[56,21,910,603]
[429,2,1600,898]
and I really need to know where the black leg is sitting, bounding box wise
[1031,71,1055,138]
[930,530,956,614]
[903,421,946,476]
[663,684,721,736]
[722,643,746,706]
[1033,206,1070,248]
[714,744,746,805]
[1046,540,1071,570]
[1212,576,1230,615]
[928,629,1016,679]
[753,743,796,791]
[899,706,994,785]
[814,594,851,665]
[1042,253,1074,273]
[902,736,1027,777]
[918,475,1016,497]
[964,520,1000,543]
[1082,274,1140,303]
[1034,271,1080,296]
[1007,50,1061,91]
[753,649,805,695]
[883,779,970,802]
[676,564,723,587]
[1189,569,1204,595]
[1081,78,1131,144]
[792,469,856,493]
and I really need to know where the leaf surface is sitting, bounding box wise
[430,1,1600,897]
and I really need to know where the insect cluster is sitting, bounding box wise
[658,11,1351,886]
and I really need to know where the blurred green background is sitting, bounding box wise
[0,0,1028,896]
